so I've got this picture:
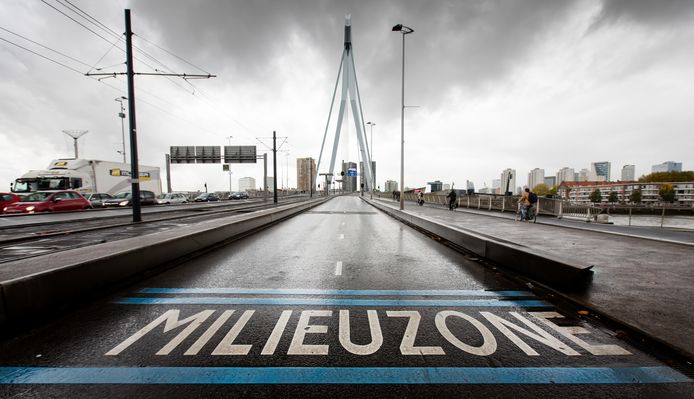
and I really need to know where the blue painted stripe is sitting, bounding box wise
[0,367,689,385]
[115,297,550,308]
[139,288,534,297]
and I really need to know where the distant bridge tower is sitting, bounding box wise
[316,15,374,193]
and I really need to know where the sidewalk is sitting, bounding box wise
[371,198,694,359]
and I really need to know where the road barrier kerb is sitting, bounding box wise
[0,198,329,327]
[364,198,593,285]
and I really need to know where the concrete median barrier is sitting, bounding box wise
[0,198,328,328]
[364,198,593,285]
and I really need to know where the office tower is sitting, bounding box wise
[501,169,516,195]
[385,180,398,192]
[342,161,358,192]
[297,158,316,192]
[238,177,256,192]
[528,168,545,190]
[652,161,682,173]
[556,167,575,185]
[591,161,611,182]
[621,165,636,181]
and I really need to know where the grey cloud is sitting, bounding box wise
[127,1,581,113]
[591,0,694,29]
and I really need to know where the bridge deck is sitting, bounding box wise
[370,196,694,358]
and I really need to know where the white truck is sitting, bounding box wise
[12,159,162,196]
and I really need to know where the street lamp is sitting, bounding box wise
[367,121,376,199]
[392,23,414,210]
[115,96,127,163]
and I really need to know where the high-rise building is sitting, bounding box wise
[501,169,516,195]
[528,168,545,190]
[265,176,275,191]
[578,168,590,182]
[652,161,682,173]
[238,177,256,192]
[384,180,398,192]
[591,161,611,182]
[427,180,443,192]
[556,167,575,185]
[342,161,357,192]
[466,180,475,194]
[544,176,556,188]
[621,165,636,181]
[359,161,376,191]
[296,157,316,193]
[491,179,501,194]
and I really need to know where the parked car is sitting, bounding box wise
[85,193,114,208]
[103,190,157,207]
[194,192,219,202]
[2,190,91,214]
[157,192,189,205]
[230,191,249,200]
[0,192,22,214]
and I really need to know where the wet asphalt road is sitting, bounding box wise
[0,196,691,398]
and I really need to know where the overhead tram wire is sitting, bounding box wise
[40,0,195,93]
[60,0,123,39]
[0,36,86,75]
[40,0,119,45]
[0,26,93,70]
[0,31,221,140]
[41,2,252,138]
[135,34,211,75]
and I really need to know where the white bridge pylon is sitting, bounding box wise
[316,15,373,192]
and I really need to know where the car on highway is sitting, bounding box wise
[157,192,189,205]
[193,192,220,202]
[229,191,249,200]
[85,193,114,208]
[0,192,22,214]
[2,190,92,214]
[102,190,157,207]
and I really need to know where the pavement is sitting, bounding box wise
[367,196,694,360]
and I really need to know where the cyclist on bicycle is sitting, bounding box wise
[518,188,531,221]
[446,189,457,211]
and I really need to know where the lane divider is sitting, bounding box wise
[114,297,551,308]
[138,288,536,297]
[0,366,690,384]
[335,261,343,276]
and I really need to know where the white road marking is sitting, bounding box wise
[335,261,343,276]
[338,234,344,239]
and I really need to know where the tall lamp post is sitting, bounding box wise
[115,96,127,163]
[392,23,414,210]
[367,121,376,199]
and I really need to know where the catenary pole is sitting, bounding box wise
[125,9,141,222]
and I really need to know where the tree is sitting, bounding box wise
[639,171,694,183]
[532,183,550,196]
[589,189,602,204]
[659,183,676,203]
[608,191,619,204]
[629,188,642,204]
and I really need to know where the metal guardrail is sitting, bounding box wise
[375,191,694,228]
[375,192,602,222]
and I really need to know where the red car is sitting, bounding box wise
[3,191,92,214]
[0,192,22,214]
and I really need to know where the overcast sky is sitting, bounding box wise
[1,0,693,193]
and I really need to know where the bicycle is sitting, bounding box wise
[516,204,537,223]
